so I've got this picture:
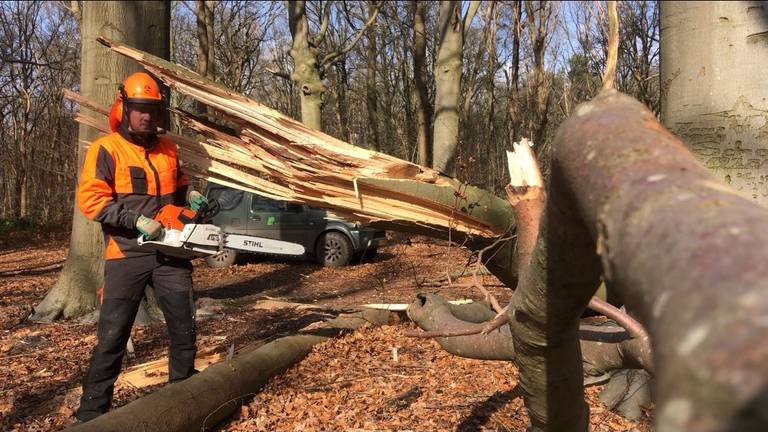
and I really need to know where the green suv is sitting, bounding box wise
[204,185,386,268]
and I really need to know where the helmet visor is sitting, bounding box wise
[124,100,163,134]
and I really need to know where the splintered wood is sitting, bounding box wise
[71,37,515,238]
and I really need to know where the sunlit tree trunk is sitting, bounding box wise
[413,0,432,167]
[661,1,768,205]
[365,0,380,151]
[333,57,350,142]
[432,1,461,173]
[287,0,323,129]
[507,0,522,146]
[525,0,552,148]
[195,0,215,115]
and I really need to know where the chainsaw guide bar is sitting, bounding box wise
[138,223,306,259]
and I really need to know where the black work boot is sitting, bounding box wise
[157,290,197,382]
[77,298,141,421]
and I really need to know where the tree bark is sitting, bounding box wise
[413,0,432,167]
[195,0,215,114]
[33,1,171,321]
[507,0,522,146]
[333,57,350,142]
[661,1,768,206]
[407,294,651,374]
[525,0,552,148]
[432,0,478,174]
[515,89,768,431]
[365,0,380,151]
[67,335,327,432]
[288,0,323,129]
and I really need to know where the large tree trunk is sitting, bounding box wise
[432,1,478,174]
[512,89,768,431]
[32,1,171,321]
[288,0,323,130]
[413,0,432,167]
[660,1,768,206]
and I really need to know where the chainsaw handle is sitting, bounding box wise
[193,199,221,223]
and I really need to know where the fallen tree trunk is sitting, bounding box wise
[407,293,650,374]
[71,39,520,285]
[66,309,394,432]
[66,335,326,432]
[511,89,768,431]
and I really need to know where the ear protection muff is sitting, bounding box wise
[108,96,123,133]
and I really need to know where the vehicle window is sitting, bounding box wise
[251,195,283,212]
[208,187,244,211]
[285,203,303,213]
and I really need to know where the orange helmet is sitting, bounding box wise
[119,72,162,103]
[111,72,163,133]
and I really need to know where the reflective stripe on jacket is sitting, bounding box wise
[77,132,189,259]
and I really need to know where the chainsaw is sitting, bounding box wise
[137,200,306,259]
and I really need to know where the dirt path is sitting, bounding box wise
[0,238,650,431]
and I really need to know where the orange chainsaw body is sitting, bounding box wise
[154,205,197,231]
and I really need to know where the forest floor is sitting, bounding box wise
[0,234,652,431]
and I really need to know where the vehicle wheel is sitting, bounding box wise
[205,250,237,268]
[316,231,352,267]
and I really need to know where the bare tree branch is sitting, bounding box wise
[462,0,482,37]
[309,0,332,47]
[320,1,381,67]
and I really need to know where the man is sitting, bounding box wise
[75,71,206,422]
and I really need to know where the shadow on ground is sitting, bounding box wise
[456,387,522,432]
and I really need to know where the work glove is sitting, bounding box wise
[136,215,164,240]
[188,190,208,211]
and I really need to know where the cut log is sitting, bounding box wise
[66,309,396,432]
[65,335,325,432]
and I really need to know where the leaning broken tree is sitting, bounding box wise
[73,39,768,431]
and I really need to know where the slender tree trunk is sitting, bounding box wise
[33,1,171,321]
[507,0,522,146]
[413,0,432,167]
[661,1,768,206]
[397,6,416,160]
[432,1,463,174]
[365,1,380,151]
[525,0,551,148]
[485,3,498,191]
[334,57,350,142]
[288,0,323,130]
[195,0,215,114]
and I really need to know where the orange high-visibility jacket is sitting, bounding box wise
[77,132,189,259]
